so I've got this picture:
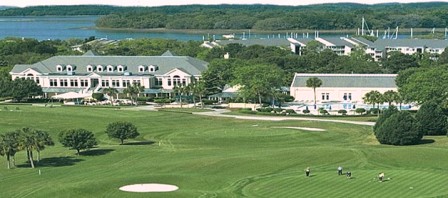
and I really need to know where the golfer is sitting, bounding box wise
[305,167,311,177]
[337,166,343,175]
[378,172,385,182]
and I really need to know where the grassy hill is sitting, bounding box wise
[0,105,447,197]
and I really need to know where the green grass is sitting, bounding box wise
[0,105,447,198]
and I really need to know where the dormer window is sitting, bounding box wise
[97,65,103,72]
[117,65,126,72]
[66,65,75,72]
[56,65,64,72]
[86,65,95,72]
[138,65,145,72]
[107,65,114,72]
[148,65,158,72]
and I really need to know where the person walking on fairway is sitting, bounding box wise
[305,167,311,177]
[378,172,385,182]
[337,166,343,175]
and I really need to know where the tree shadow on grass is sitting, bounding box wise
[419,139,435,145]
[17,156,84,168]
[79,148,115,156]
[122,141,155,146]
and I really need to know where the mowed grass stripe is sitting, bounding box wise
[0,105,447,197]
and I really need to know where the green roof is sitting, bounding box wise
[11,54,208,76]
[291,74,397,88]
[373,39,448,51]
[216,38,291,47]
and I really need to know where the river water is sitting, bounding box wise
[0,15,418,41]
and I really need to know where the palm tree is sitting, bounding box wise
[363,90,383,116]
[18,128,37,168]
[306,77,322,109]
[32,130,54,162]
[123,83,144,105]
[102,87,119,105]
[173,85,186,108]
[383,90,399,106]
[0,132,20,169]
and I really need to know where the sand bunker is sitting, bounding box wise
[274,127,326,131]
[119,183,179,192]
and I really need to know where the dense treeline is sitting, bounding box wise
[92,3,448,30]
[2,3,448,30]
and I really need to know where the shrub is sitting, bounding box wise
[202,99,216,105]
[355,108,366,115]
[285,109,296,114]
[303,109,310,114]
[319,109,328,115]
[92,93,104,101]
[369,108,380,115]
[374,111,423,145]
[373,106,399,132]
[415,101,448,135]
[338,109,347,115]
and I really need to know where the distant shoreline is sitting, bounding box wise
[92,27,446,35]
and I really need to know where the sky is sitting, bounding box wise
[1,0,445,7]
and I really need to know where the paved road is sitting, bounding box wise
[192,109,375,126]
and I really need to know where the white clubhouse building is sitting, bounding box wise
[290,73,398,110]
[10,51,208,96]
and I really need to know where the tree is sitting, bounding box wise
[105,121,140,144]
[31,129,54,162]
[18,127,38,168]
[398,65,448,105]
[363,90,383,109]
[373,106,399,132]
[382,51,419,73]
[438,47,448,64]
[415,100,448,135]
[9,78,43,102]
[59,129,97,155]
[306,77,322,109]
[187,80,206,108]
[374,111,423,145]
[382,90,399,106]
[102,87,119,104]
[233,63,283,104]
[0,131,20,169]
[123,83,144,105]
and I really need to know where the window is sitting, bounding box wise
[123,80,131,87]
[167,79,171,86]
[117,65,125,72]
[322,93,325,100]
[80,79,88,87]
[173,75,181,86]
[70,79,78,87]
[138,65,145,72]
[56,65,63,72]
[61,79,68,87]
[107,65,114,72]
[132,80,141,85]
[149,65,158,72]
[50,79,58,87]
[35,77,39,84]
[97,65,103,72]
[67,65,73,72]
[155,78,163,86]
[182,79,186,86]
[112,80,119,87]
[348,93,352,100]
[343,93,347,101]
[326,93,329,100]
[101,80,109,87]
[87,65,94,72]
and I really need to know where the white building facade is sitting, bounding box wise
[290,73,398,110]
[10,51,208,96]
